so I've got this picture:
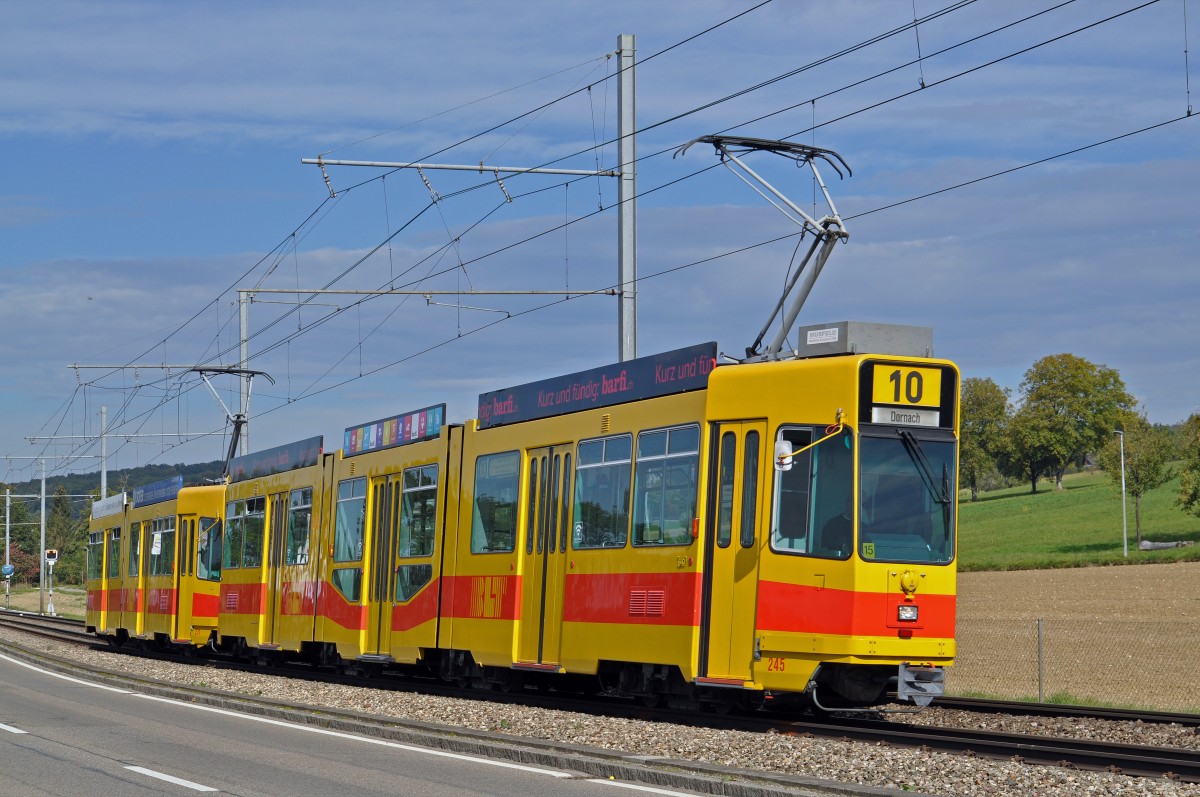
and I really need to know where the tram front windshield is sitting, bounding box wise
[858,428,955,565]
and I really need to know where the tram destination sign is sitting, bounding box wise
[859,361,955,430]
[228,436,323,483]
[132,476,182,508]
[477,342,718,429]
[344,404,445,456]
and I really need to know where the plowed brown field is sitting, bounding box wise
[952,561,1200,711]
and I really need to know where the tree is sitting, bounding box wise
[1096,411,1174,549]
[1015,354,1134,490]
[46,484,87,585]
[960,377,1011,500]
[1003,401,1058,493]
[1178,414,1200,517]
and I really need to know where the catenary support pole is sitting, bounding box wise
[100,405,107,497]
[617,33,637,362]
[39,460,45,614]
[239,291,251,456]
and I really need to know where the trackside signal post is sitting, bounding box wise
[44,549,58,616]
[3,489,11,609]
[2,563,12,610]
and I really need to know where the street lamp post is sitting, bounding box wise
[1114,430,1128,557]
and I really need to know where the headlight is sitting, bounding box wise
[897,604,919,622]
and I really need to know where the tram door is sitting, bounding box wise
[701,421,767,681]
[364,475,400,657]
[267,488,317,649]
[265,493,287,646]
[132,522,148,637]
[174,515,197,642]
[516,446,572,667]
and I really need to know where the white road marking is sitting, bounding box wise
[125,765,218,792]
[588,780,702,795]
[6,654,682,789]
[0,654,131,693]
[134,693,573,778]
[0,723,28,734]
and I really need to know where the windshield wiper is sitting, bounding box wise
[899,430,953,542]
[898,430,950,506]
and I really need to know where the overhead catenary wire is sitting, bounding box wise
[42,3,1129,391]
[11,0,995,466]
[189,0,1004,381]
[28,0,1187,476]
[35,15,1123,458]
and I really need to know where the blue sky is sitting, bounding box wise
[4,0,1198,483]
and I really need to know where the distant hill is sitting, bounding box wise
[2,460,226,519]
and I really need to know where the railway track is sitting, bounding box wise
[0,609,95,646]
[932,695,1200,728]
[784,714,1200,783]
[2,615,1197,784]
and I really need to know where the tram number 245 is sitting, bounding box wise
[766,657,787,672]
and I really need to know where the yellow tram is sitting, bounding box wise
[87,322,958,710]
[86,477,224,648]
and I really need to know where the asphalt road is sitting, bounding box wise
[0,652,706,797]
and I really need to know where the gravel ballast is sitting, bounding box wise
[2,626,1197,797]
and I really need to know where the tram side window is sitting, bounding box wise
[400,465,438,558]
[633,425,699,547]
[196,517,222,581]
[106,529,121,579]
[471,452,519,554]
[572,435,631,549]
[224,501,245,569]
[149,516,176,576]
[128,522,142,577]
[87,532,104,581]
[741,431,761,549]
[395,465,437,601]
[771,425,854,559]
[287,488,313,565]
[559,453,572,553]
[335,478,367,562]
[333,477,366,602]
[240,497,266,568]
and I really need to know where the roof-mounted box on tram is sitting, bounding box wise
[788,321,933,360]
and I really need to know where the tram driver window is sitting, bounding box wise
[771,425,854,559]
[772,428,813,551]
[572,435,631,549]
[471,452,519,553]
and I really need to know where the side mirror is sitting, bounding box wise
[774,440,793,471]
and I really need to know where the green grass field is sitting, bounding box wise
[957,467,1200,570]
